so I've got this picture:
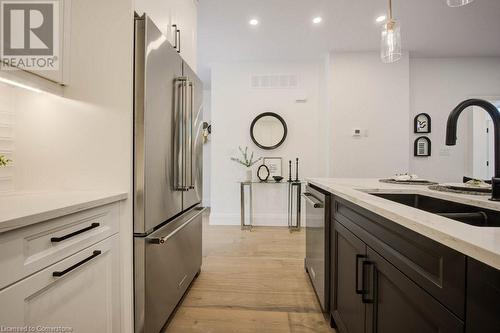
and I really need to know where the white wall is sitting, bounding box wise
[409,57,500,182]
[210,61,326,225]
[0,0,134,331]
[328,52,410,178]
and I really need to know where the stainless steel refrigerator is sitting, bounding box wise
[133,14,204,333]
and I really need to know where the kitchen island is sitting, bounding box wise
[307,178,500,333]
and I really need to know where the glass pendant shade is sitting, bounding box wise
[446,0,474,7]
[381,20,402,63]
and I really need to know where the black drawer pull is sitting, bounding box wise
[362,261,377,304]
[52,250,102,277]
[51,222,100,242]
[355,254,367,294]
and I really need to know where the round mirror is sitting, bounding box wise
[250,112,287,150]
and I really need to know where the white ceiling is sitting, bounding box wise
[198,0,500,85]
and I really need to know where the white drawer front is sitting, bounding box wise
[0,235,120,333]
[0,202,120,290]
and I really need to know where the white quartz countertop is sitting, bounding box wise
[308,178,500,270]
[0,191,128,233]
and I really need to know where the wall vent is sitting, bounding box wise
[251,74,298,89]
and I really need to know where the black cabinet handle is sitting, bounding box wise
[362,261,377,304]
[355,254,367,294]
[176,29,181,53]
[172,24,178,49]
[52,250,102,277]
[50,223,100,242]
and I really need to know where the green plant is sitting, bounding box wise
[0,154,11,167]
[230,146,261,168]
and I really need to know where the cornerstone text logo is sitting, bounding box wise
[0,0,59,70]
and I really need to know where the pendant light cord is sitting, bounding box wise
[388,0,393,20]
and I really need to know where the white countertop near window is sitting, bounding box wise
[307,178,500,270]
[0,191,128,233]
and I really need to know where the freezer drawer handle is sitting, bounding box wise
[147,208,206,245]
[52,250,102,277]
[302,193,324,208]
[51,223,100,242]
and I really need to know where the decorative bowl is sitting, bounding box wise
[273,176,284,183]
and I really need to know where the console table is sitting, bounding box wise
[240,181,303,231]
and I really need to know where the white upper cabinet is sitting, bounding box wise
[1,0,71,86]
[135,0,198,71]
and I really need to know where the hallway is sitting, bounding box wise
[164,214,334,333]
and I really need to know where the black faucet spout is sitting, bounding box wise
[445,99,500,201]
[445,99,500,179]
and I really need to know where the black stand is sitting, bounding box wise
[295,158,299,182]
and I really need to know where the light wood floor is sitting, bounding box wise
[164,213,335,333]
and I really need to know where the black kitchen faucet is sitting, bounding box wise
[445,99,500,201]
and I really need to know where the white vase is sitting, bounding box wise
[245,168,253,182]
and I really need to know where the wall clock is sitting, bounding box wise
[414,113,431,133]
[414,137,431,157]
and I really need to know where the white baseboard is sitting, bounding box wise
[209,212,290,227]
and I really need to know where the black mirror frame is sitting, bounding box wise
[257,164,270,182]
[250,112,288,150]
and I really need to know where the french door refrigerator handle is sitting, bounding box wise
[174,77,187,191]
[182,79,189,191]
[189,81,194,189]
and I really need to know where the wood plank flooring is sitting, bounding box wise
[164,213,335,333]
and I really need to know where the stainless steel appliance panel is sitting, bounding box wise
[134,207,205,333]
[182,64,203,210]
[304,185,328,311]
[134,15,184,234]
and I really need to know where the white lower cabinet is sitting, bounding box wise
[0,234,120,333]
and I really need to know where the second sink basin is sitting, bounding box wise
[370,193,500,227]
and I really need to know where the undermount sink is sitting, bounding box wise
[370,193,500,227]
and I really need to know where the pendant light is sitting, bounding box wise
[446,0,474,7]
[381,0,402,63]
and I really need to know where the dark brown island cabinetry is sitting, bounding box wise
[329,195,500,333]
[466,258,500,333]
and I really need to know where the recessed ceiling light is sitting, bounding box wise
[312,17,323,24]
[249,19,259,26]
[376,15,386,23]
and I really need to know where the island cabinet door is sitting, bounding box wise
[364,247,464,333]
[466,258,500,333]
[332,221,367,333]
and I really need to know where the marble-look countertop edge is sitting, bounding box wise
[307,178,500,271]
[0,192,128,233]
